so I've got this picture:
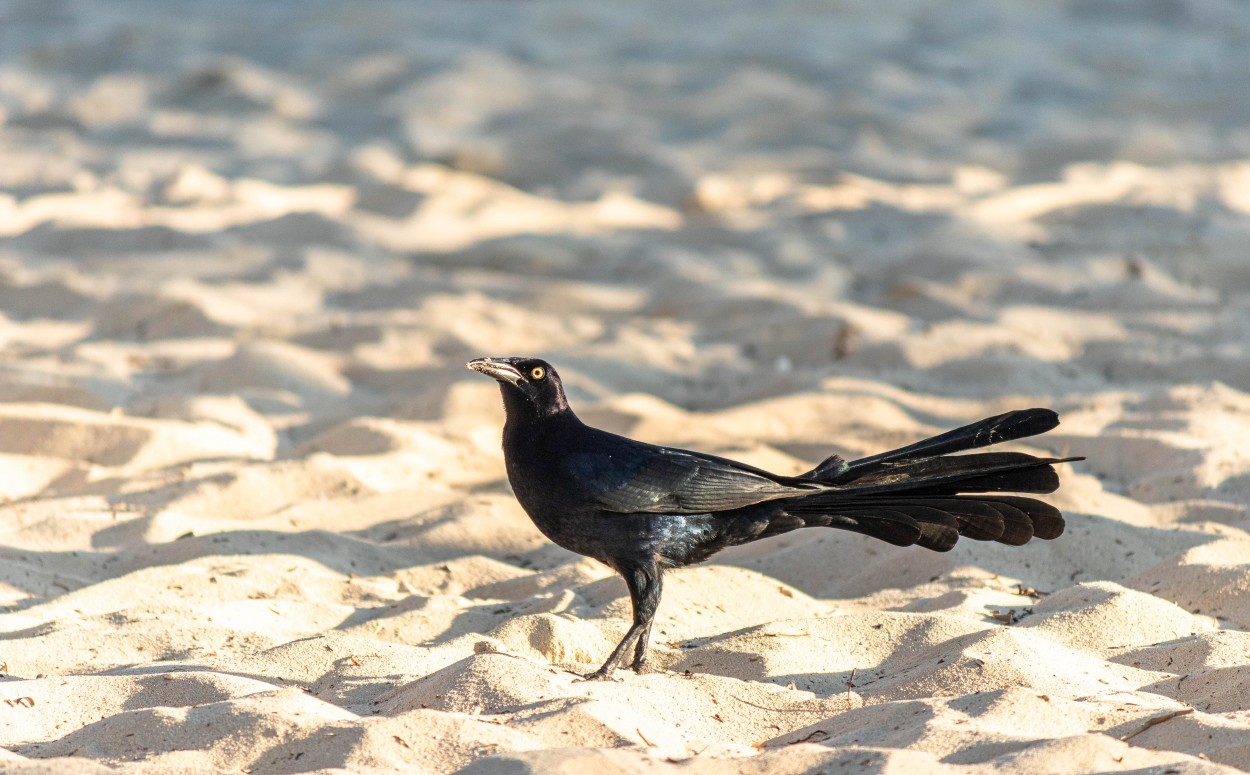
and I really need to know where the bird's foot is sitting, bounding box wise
[574,667,620,683]
[629,658,650,675]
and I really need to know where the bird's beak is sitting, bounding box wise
[467,357,524,386]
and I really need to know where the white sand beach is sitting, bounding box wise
[2,1,1250,772]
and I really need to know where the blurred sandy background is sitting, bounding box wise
[2,1,1250,772]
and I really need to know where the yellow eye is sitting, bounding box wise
[530,366,546,380]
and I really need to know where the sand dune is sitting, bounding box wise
[3,0,1250,772]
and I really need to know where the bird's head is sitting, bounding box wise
[467,356,570,420]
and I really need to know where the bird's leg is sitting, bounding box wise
[579,627,639,681]
[628,566,662,673]
[580,561,662,681]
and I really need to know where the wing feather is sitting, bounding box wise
[560,444,820,515]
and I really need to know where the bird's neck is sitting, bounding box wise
[500,385,574,435]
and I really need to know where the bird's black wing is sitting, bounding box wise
[559,437,822,515]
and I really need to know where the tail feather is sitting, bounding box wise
[906,460,1072,496]
[837,516,921,548]
[867,496,1006,541]
[800,408,1061,484]
[885,503,961,551]
[925,497,1006,541]
[826,452,1074,496]
[967,495,1065,540]
[789,492,1062,551]
[977,498,1034,545]
[780,408,1080,552]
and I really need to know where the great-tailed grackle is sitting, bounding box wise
[468,356,1082,680]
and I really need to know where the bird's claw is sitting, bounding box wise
[572,659,648,681]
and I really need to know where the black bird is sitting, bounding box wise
[468,356,1081,680]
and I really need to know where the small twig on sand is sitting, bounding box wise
[1119,707,1195,741]
[5,498,23,528]
[731,695,830,713]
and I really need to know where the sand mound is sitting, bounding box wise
[1130,538,1250,628]
[1019,580,1217,652]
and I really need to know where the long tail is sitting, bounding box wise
[779,408,1081,552]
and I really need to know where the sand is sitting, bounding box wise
[2,0,1250,772]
